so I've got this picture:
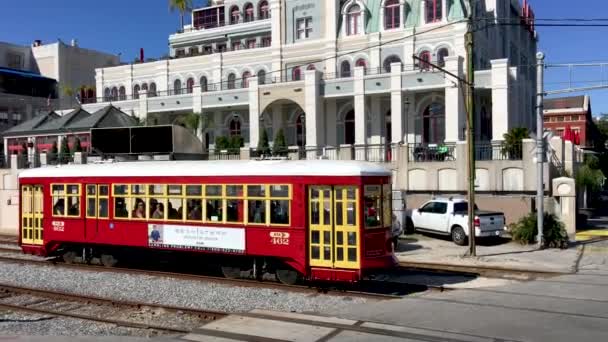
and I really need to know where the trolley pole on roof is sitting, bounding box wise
[466,2,476,257]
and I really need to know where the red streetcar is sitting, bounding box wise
[18,160,397,284]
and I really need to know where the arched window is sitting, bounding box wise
[344,110,355,145]
[437,48,449,67]
[118,86,126,101]
[141,83,148,94]
[346,4,363,36]
[174,79,182,95]
[355,58,367,70]
[149,82,157,97]
[242,71,251,88]
[419,51,431,70]
[383,55,402,73]
[244,3,254,22]
[384,0,400,30]
[104,88,111,101]
[230,6,240,24]
[340,60,351,78]
[426,0,443,23]
[229,117,241,136]
[200,76,208,92]
[186,78,195,93]
[110,87,118,101]
[227,73,236,89]
[259,0,270,19]
[292,67,301,81]
[132,85,140,100]
[422,102,445,144]
[87,88,95,101]
[257,70,266,85]
[307,64,316,71]
[296,113,305,147]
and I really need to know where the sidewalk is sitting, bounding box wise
[396,234,580,274]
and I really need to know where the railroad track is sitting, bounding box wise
[0,254,408,300]
[0,283,226,333]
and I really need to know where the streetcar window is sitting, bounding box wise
[186,199,202,221]
[86,185,96,218]
[206,199,223,222]
[270,200,289,224]
[335,187,357,227]
[114,197,129,218]
[167,198,183,220]
[52,184,80,217]
[226,185,244,223]
[364,185,382,228]
[247,185,266,198]
[99,185,109,219]
[248,199,266,224]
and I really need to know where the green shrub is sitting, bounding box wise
[509,212,568,248]
[72,137,83,153]
[273,129,288,156]
[215,136,230,150]
[257,129,270,155]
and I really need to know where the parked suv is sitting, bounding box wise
[405,198,506,245]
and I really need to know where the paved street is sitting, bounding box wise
[327,238,608,342]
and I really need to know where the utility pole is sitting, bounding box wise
[466,3,476,257]
[536,52,545,248]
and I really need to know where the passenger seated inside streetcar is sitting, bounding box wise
[68,200,79,216]
[206,200,222,222]
[249,200,265,224]
[115,199,128,218]
[53,199,65,215]
[149,198,158,217]
[188,201,202,220]
[152,203,164,219]
[132,199,145,219]
[168,201,181,220]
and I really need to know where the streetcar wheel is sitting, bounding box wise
[221,266,242,279]
[62,251,77,264]
[276,269,299,285]
[100,254,118,267]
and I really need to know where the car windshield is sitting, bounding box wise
[453,202,479,213]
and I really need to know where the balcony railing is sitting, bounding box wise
[189,15,271,32]
[408,144,456,162]
[476,142,522,161]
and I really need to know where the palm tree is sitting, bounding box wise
[169,0,193,30]
[576,155,606,208]
[501,127,529,160]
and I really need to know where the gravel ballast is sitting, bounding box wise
[0,260,368,336]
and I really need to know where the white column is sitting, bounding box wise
[3,138,8,160]
[248,77,260,148]
[212,54,222,89]
[444,56,465,143]
[138,91,148,123]
[420,0,427,25]
[369,33,381,70]
[491,59,510,142]
[157,60,170,94]
[354,66,366,160]
[326,99,337,146]
[305,69,322,159]
[442,0,447,23]
[370,96,382,145]
[390,62,404,144]
[194,86,204,141]
[125,65,133,98]
[95,69,104,100]
[399,2,405,27]
[270,0,282,79]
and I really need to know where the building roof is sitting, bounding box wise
[37,108,91,131]
[18,160,392,179]
[1,111,60,137]
[544,96,587,111]
[67,105,138,130]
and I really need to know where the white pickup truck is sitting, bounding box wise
[405,198,506,245]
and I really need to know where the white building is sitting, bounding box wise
[87,0,537,156]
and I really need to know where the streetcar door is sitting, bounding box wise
[308,186,360,270]
[21,185,44,245]
[32,186,44,245]
[333,186,360,269]
[85,184,110,241]
[309,186,333,268]
[21,186,33,245]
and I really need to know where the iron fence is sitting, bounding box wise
[476,142,522,161]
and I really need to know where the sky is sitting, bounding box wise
[1,0,607,114]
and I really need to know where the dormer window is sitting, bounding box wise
[230,6,240,24]
[426,0,443,23]
[342,1,365,36]
[384,0,400,30]
[347,5,363,36]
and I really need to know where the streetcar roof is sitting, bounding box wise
[18,160,392,179]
